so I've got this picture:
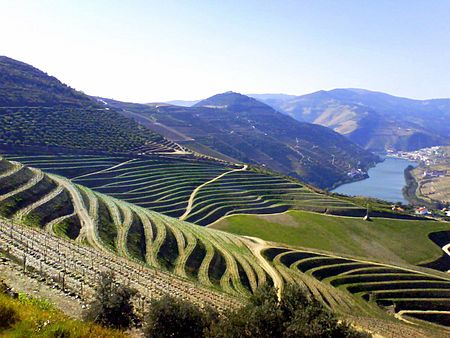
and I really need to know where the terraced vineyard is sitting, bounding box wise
[184,169,362,226]
[0,156,449,331]
[0,107,185,154]
[263,246,450,327]
[2,153,364,224]
[0,157,272,298]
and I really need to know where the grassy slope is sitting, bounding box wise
[0,292,125,337]
[211,210,449,266]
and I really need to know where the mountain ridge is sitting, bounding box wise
[249,88,450,151]
[104,91,379,189]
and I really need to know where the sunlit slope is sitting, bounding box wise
[263,245,450,327]
[2,153,364,225]
[0,156,272,297]
[0,156,449,328]
[211,210,449,266]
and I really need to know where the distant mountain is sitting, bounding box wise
[0,56,182,154]
[105,92,379,189]
[165,99,200,107]
[250,89,450,152]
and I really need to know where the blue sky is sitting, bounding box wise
[1,0,449,102]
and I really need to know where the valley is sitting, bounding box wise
[0,156,449,334]
[101,92,379,189]
[0,54,449,336]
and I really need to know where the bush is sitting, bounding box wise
[144,295,217,338]
[209,284,371,338]
[0,302,19,329]
[83,272,137,329]
[142,285,370,338]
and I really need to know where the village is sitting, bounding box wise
[387,145,448,165]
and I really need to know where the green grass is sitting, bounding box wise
[211,210,449,266]
[0,292,126,337]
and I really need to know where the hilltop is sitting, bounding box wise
[103,92,379,189]
[0,56,96,107]
[250,89,450,152]
[0,56,183,155]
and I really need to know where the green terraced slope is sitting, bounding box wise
[263,246,450,327]
[211,210,450,266]
[2,153,364,224]
[0,156,449,329]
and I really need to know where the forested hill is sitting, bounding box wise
[104,92,379,189]
[0,56,97,107]
[0,56,182,154]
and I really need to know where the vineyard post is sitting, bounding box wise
[62,272,65,291]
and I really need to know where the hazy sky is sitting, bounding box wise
[1,0,449,102]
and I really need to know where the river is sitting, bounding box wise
[331,157,417,204]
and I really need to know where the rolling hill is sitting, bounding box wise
[0,156,449,332]
[0,56,184,155]
[102,92,379,189]
[250,89,450,152]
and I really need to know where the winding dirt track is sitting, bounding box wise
[241,236,283,298]
[51,175,104,252]
[395,310,450,326]
[179,164,248,221]
[72,158,136,181]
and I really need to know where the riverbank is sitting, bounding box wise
[403,165,435,208]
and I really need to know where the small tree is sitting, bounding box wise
[144,295,216,338]
[83,272,137,329]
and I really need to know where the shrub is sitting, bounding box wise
[0,302,19,329]
[209,284,371,338]
[144,295,217,338]
[83,272,137,329]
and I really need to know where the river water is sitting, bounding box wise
[331,157,417,204]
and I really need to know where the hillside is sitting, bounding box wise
[0,157,449,332]
[211,210,449,268]
[0,56,96,107]
[1,152,366,225]
[251,89,450,152]
[0,56,184,155]
[102,92,379,189]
